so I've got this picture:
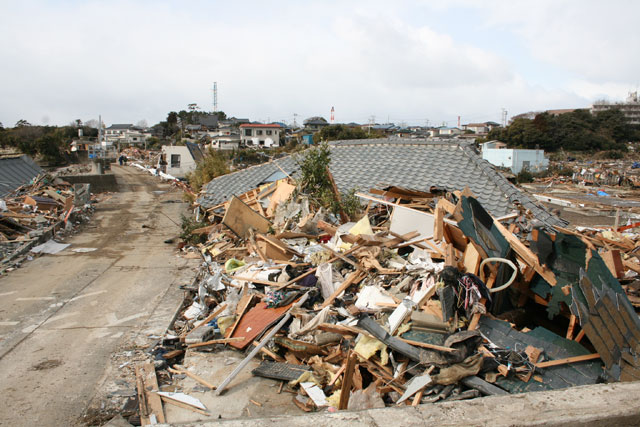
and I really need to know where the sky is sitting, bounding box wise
[0,0,638,128]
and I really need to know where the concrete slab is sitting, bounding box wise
[173,381,640,426]
[165,349,301,423]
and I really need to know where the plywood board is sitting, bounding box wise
[266,181,296,216]
[222,195,271,239]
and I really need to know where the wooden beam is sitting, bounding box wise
[535,353,600,368]
[138,362,165,424]
[187,337,245,349]
[397,338,456,353]
[339,352,358,410]
[169,366,216,390]
[320,270,364,309]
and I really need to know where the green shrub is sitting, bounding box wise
[180,214,208,245]
[516,169,534,183]
[187,147,230,193]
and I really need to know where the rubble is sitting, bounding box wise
[121,162,640,425]
[0,171,97,274]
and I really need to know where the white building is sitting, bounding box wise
[461,121,501,134]
[159,142,203,178]
[104,124,150,146]
[240,124,282,148]
[481,144,549,174]
[591,91,640,125]
[431,126,462,137]
[209,127,241,150]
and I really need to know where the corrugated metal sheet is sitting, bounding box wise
[0,155,43,197]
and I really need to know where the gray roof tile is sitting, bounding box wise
[197,139,566,227]
[0,155,43,197]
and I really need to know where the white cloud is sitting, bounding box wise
[479,0,640,84]
[0,0,628,127]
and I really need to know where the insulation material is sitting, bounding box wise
[354,334,389,365]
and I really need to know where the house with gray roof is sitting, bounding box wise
[0,155,42,197]
[197,139,565,227]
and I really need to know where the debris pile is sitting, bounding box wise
[131,176,640,422]
[0,172,94,271]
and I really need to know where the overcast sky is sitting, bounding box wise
[1,0,638,128]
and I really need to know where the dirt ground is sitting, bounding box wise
[0,166,199,426]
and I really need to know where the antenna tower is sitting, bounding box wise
[213,82,218,112]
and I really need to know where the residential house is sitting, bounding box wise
[462,121,501,134]
[159,142,204,178]
[430,126,462,137]
[240,124,282,148]
[209,127,241,150]
[104,124,150,146]
[303,116,329,133]
[105,124,134,142]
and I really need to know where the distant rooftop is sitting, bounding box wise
[239,124,282,128]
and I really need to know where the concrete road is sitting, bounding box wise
[0,166,197,426]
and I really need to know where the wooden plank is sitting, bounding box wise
[222,195,271,239]
[623,258,640,274]
[135,365,150,425]
[320,270,364,309]
[339,352,358,410]
[266,181,296,216]
[140,362,165,424]
[566,314,577,340]
[397,338,456,353]
[582,322,615,368]
[601,249,624,279]
[535,353,601,368]
[187,337,245,349]
[434,206,444,242]
[319,243,358,267]
[444,243,456,267]
[225,295,256,339]
[168,366,216,390]
[462,242,482,275]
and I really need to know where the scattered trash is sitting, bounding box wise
[123,151,640,422]
[31,240,70,255]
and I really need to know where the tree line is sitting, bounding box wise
[484,108,640,152]
[0,120,98,164]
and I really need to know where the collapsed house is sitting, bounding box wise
[0,155,43,198]
[127,139,640,423]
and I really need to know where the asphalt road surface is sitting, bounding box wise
[0,165,197,426]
